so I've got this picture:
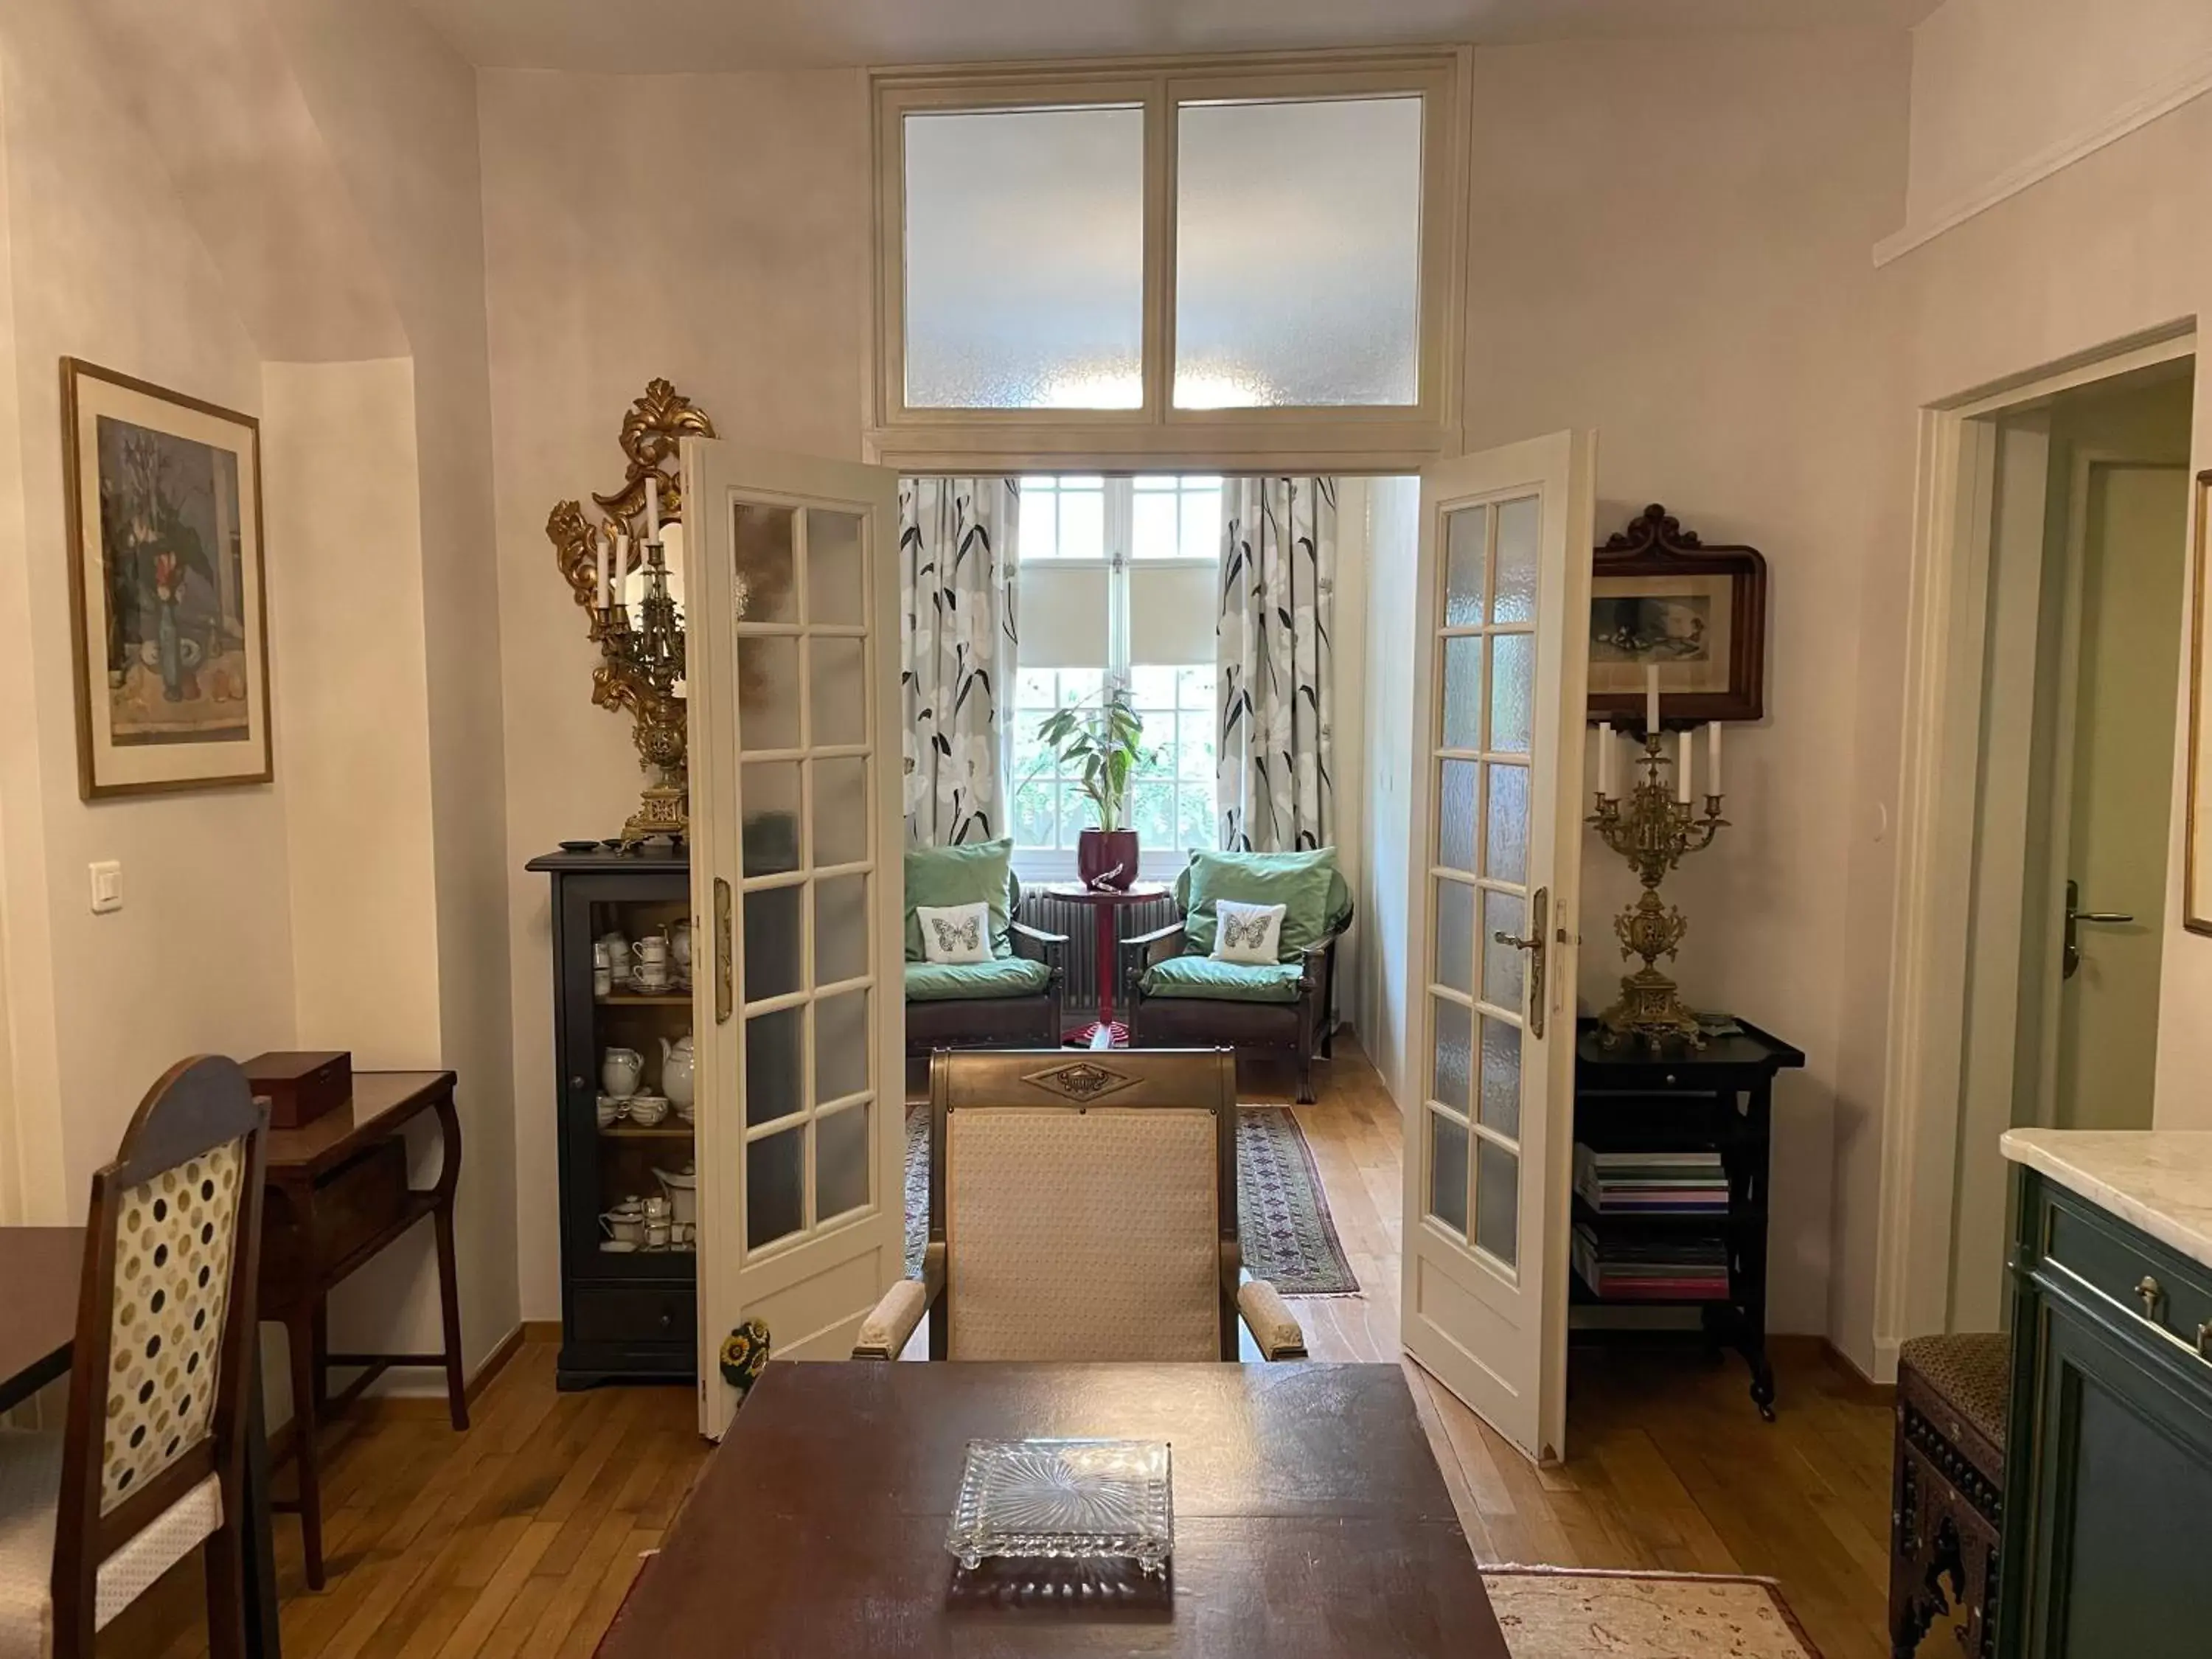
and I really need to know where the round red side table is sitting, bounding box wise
[1043,880,1172,1049]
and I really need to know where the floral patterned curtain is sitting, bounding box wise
[900,478,1019,846]
[1217,477,1336,852]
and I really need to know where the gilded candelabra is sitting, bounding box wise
[1587,733,1728,1046]
[546,380,716,848]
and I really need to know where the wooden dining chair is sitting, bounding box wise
[852,1048,1307,1363]
[0,1056,268,1658]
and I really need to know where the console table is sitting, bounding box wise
[1571,1016,1804,1419]
[260,1069,467,1588]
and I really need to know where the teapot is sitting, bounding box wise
[601,1046,644,1099]
[669,919,693,978]
[660,1032,695,1110]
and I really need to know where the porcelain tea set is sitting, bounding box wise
[598,1167,696,1253]
[594,920,692,997]
[597,1032,695,1129]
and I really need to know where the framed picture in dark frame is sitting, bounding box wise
[1587,503,1767,727]
[61,358,272,799]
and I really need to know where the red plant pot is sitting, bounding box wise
[1077,828,1139,891]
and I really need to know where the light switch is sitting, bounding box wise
[88,860,122,914]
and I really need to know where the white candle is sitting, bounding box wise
[1644,664,1660,737]
[1597,721,1615,798]
[1708,720,1724,796]
[595,529,611,608]
[645,474,661,542]
[1675,729,1692,802]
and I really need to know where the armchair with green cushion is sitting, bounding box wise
[1117,847,1354,1103]
[903,838,1068,1053]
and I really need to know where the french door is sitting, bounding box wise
[1399,431,1595,1464]
[681,439,903,1439]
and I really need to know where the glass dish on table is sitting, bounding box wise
[945,1439,1173,1577]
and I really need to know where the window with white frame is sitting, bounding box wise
[1011,476,1222,872]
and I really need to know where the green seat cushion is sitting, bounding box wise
[1138,956,1305,1004]
[904,958,1051,1003]
[904,838,1015,961]
[1178,847,1346,961]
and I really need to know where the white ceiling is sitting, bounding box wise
[406,0,1938,73]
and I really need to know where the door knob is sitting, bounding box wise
[2062,878,2135,980]
[1489,888,1549,1040]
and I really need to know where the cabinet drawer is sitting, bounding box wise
[571,1283,695,1347]
[2038,1184,2212,1369]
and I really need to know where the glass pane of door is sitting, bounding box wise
[1424,496,1537,1273]
[734,500,882,1258]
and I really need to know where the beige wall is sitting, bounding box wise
[1458,29,1913,1335]
[479,67,870,1316]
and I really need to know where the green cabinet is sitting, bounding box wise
[2000,1172,2212,1658]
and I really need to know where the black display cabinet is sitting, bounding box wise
[526,845,698,1389]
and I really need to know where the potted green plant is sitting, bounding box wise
[1034,687,1147,889]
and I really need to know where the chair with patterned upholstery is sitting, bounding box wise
[852,1048,1306,1363]
[1889,1332,2010,1659]
[904,842,1068,1054]
[0,1057,268,1659]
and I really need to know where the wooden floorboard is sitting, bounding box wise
[114,1034,1891,1659]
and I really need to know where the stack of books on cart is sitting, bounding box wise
[1572,1225,1731,1301]
[1573,1145,1729,1215]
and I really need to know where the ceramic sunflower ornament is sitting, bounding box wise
[719,1318,771,1399]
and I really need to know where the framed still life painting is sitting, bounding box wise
[1587,503,1767,726]
[61,358,271,799]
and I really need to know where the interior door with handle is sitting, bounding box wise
[1399,431,1596,1465]
[682,439,902,1439]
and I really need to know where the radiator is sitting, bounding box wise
[1020,888,1180,1014]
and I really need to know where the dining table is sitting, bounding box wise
[0,1224,282,1658]
[595,1360,1510,1658]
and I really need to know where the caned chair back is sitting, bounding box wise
[51,1057,266,1641]
[926,1048,1240,1361]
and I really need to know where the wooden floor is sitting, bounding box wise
[119,1035,1893,1659]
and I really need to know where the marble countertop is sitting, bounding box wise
[2002,1129,2212,1270]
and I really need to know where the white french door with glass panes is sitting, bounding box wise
[1011,476,1220,877]
[681,439,902,1439]
[1399,431,1595,1465]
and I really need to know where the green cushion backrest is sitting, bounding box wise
[1178,847,1344,961]
[903,838,1015,961]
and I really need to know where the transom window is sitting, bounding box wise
[871,50,1467,469]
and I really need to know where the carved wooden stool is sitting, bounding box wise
[1890,1332,2008,1658]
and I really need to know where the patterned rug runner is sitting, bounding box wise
[1481,1568,1824,1658]
[902,1102,1360,1295]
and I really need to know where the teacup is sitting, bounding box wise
[642,1195,673,1224]
[636,964,672,992]
[594,1094,622,1130]
[627,1093,669,1127]
[644,1220,672,1250]
[594,966,613,999]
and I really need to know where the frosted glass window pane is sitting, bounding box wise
[744,1006,803,1127]
[1175,97,1422,408]
[747,1124,805,1249]
[740,762,801,876]
[1481,889,1524,1012]
[1475,1140,1517,1265]
[738,637,800,751]
[744,884,803,1004]
[807,509,863,627]
[1445,505,1487,626]
[734,504,796,625]
[1441,636,1482,751]
[904,108,1144,409]
[816,1101,872,1221]
[1491,495,1540,625]
[1479,1015,1521,1138]
[814,872,869,987]
[810,637,867,748]
[1430,995,1471,1111]
[1484,762,1528,885]
[1428,1110,1468,1237]
[811,757,869,868]
[815,989,870,1105]
[1489,634,1533,754]
[1437,759,1477,872]
[1433,877,1473,995]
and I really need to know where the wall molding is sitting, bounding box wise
[1874,46,2212,267]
